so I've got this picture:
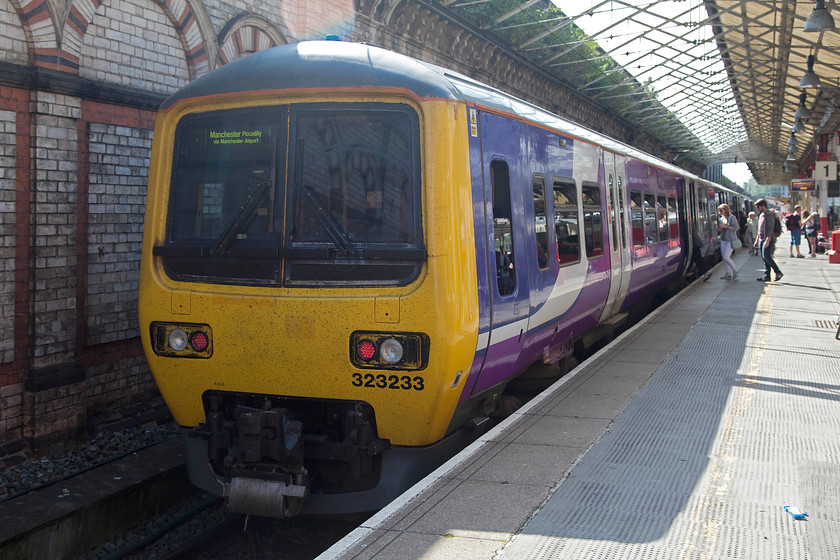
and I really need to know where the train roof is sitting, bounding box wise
[159,41,459,110]
[161,41,742,199]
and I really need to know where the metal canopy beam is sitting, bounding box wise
[430,0,840,185]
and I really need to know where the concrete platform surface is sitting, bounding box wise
[319,245,840,560]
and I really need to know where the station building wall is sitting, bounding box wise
[0,0,674,465]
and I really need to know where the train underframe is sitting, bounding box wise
[184,391,479,517]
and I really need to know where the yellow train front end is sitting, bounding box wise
[138,44,479,516]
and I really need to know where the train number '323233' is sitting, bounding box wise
[352,373,425,390]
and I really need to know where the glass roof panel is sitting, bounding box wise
[549,1,747,154]
[433,0,840,185]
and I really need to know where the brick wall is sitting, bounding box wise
[30,92,81,365]
[85,123,152,346]
[0,110,14,365]
[0,2,26,65]
[79,0,191,93]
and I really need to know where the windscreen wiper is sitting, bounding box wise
[211,181,270,255]
[293,139,356,258]
[299,185,357,258]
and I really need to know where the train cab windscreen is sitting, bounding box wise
[159,104,424,286]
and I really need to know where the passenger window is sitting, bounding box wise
[533,176,550,271]
[657,195,668,242]
[706,189,716,233]
[697,185,708,234]
[608,173,617,252]
[581,183,603,258]
[553,179,580,265]
[667,197,678,239]
[630,190,644,247]
[491,161,515,296]
[644,193,656,244]
[618,175,626,249]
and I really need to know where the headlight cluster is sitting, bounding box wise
[350,331,429,370]
[151,322,213,358]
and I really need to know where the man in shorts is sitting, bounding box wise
[788,205,803,258]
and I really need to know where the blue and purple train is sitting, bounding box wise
[138,41,746,517]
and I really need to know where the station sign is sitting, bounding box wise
[813,160,837,181]
[791,179,815,191]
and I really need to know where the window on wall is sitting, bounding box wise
[491,160,516,296]
[553,178,580,265]
[582,183,603,258]
[667,197,678,239]
[533,176,550,271]
[630,190,644,247]
[657,195,668,242]
[644,193,656,244]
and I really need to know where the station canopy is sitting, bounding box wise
[430,0,840,185]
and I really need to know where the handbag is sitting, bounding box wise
[731,236,742,250]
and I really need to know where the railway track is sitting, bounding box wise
[70,491,360,560]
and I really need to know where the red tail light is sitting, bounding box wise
[190,331,210,352]
[357,340,377,361]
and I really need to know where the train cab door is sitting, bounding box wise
[468,112,530,396]
[602,152,632,321]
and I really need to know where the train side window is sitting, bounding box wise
[667,196,678,239]
[581,183,603,258]
[491,160,516,296]
[644,193,656,244]
[706,189,716,233]
[533,175,550,271]
[657,195,668,242]
[618,175,627,249]
[553,178,580,265]
[697,185,708,234]
[630,190,644,247]
[608,173,617,252]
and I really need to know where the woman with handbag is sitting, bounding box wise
[717,204,740,279]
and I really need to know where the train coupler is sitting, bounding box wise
[225,470,309,518]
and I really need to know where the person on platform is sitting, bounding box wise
[754,199,782,282]
[746,211,758,255]
[690,223,711,282]
[802,210,819,258]
[786,205,803,258]
[716,203,739,279]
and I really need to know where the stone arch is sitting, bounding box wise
[78,0,189,92]
[216,14,287,67]
[0,1,29,65]
[59,0,215,78]
[10,0,57,68]
[357,0,407,29]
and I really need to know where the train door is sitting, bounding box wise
[601,152,631,321]
[673,178,689,276]
[469,111,530,395]
[686,179,699,263]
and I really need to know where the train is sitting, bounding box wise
[138,40,748,518]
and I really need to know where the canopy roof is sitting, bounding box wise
[428,0,840,185]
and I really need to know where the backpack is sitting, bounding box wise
[772,214,782,238]
[785,214,795,230]
[813,216,821,232]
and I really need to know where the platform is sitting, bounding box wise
[319,242,840,560]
